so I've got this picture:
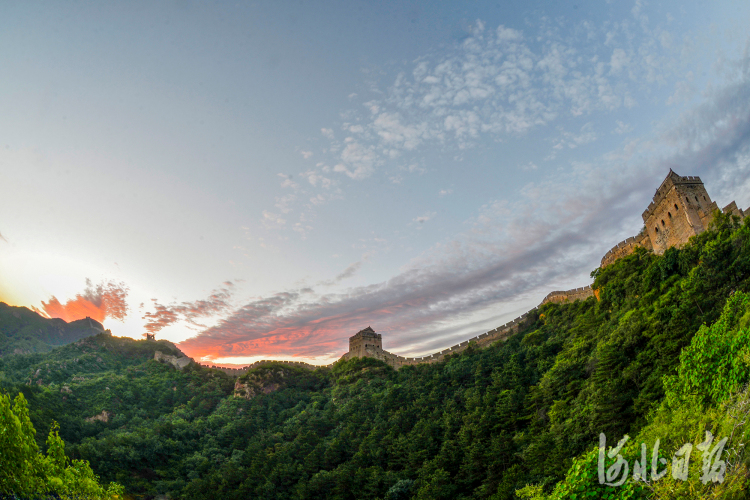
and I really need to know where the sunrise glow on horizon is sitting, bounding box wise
[2,1,750,366]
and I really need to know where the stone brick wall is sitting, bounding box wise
[600,231,652,268]
[540,285,595,305]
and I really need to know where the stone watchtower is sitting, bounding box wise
[348,326,382,358]
[601,169,745,267]
[641,170,718,255]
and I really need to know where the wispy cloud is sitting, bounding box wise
[262,210,286,227]
[143,282,235,337]
[614,120,633,135]
[262,12,699,237]
[413,212,436,224]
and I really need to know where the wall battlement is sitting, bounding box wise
[540,285,594,305]
[601,230,653,268]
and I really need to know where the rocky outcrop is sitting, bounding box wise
[233,368,289,400]
[154,351,192,370]
[85,410,114,423]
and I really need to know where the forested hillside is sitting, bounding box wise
[1,212,750,499]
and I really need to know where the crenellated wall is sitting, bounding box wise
[600,231,653,268]
[540,285,595,305]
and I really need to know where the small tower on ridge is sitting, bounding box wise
[348,326,382,358]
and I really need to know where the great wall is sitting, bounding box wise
[168,170,746,375]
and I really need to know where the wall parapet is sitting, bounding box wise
[540,285,594,305]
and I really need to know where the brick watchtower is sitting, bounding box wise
[601,169,745,267]
[348,326,382,358]
[641,170,718,255]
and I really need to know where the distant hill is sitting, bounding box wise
[0,302,105,357]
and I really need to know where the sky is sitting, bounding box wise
[1,0,750,366]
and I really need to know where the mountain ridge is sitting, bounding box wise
[0,302,105,357]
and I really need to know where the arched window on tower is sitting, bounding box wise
[661,219,665,226]
[668,212,672,218]
[695,196,699,202]
[655,226,659,233]
[674,203,679,211]
[686,197,690,204]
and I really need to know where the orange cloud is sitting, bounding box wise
[34,279,129,324]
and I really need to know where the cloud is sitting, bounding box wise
[262,210,286,226]
[609,48,630,75]
[278,173,299,190]
[413,212,436,223]
[143,282,235,337]
[552,123,598,151]
[274,193,296,214]
[34,279,129,324]
[265,12,695,237]
[313,16,683,184]
[614,120,633,135]
[301,170,335,189]
[438,189,453,196]
[318,258,367,287]
[334,140,379,179]
[300,151,313,159]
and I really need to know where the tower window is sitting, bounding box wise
[655,226,659,233]
[695,196,699,202]
[661,219,665,226]
[668,212,672,218]
[674,204,679,211]
[703,196,706,201]
[686,197,690,204]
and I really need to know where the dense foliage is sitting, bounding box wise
[0,391,123,499]
[1,212,749,499]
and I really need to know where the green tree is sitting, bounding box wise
[0,391,123,499]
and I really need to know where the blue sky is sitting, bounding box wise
[1,1,750,365]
